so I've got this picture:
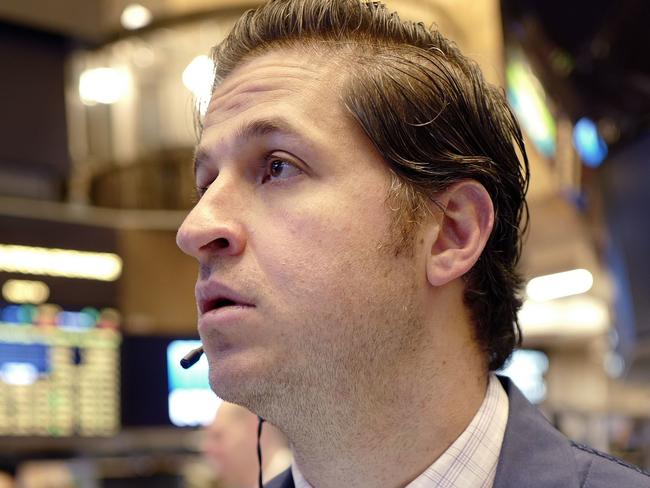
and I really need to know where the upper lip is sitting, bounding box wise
[196,281,255,315]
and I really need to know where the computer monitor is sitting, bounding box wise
[0,304,121,436]
[121,336,219,428]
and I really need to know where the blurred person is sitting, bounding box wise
[203,402,292,488]
[176,0,650,486]
[0,472,13,488]
[16,462,74,488]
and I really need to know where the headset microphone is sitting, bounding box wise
[180,345,267,488]
[180,346,204,369]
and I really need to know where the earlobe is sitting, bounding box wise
[424,181,494,287]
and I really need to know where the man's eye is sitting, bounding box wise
[261,158,302,184]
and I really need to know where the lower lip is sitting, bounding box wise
[198,305,254,330]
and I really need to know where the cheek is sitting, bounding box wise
[247,168,398,323]
[256,204,391,307]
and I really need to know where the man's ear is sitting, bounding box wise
[424,180,494,287]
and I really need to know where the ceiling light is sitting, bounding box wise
[182,55,214,116]
[121,4,153,31]
[518,295,608,337]
[79,67,130,105]
[526,268,593,302]
[2,280,50,304]
[0,244,122,282]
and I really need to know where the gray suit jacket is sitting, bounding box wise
[265,376,650,487]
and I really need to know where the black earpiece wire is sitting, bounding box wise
[257,416,266,488]
[180,348,266,487]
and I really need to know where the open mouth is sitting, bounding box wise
[202,298,252,314]
[196,283,255,315]
[211,298,238,309]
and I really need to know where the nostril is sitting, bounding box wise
[214,237,229,250]
[201,237,230,252]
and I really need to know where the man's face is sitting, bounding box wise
[176,48,430,418]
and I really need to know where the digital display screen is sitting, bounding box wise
[166,340,220,427]
[0,304,121,437]
[499,349,549,404]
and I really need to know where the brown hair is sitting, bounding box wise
[207,0,530,371]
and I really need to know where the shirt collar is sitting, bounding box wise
[291,374,509,488]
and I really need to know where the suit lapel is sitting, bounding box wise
[493,376,581,488]
[265,468,295,488]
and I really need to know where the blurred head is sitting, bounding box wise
[16,462,72,488]
[203,403,259,487]
[205,0,529,371]
[0,472,13,488]
[202,402,289,488]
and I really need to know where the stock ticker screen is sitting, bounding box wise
[0,304,121,437]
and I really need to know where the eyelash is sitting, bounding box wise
[194,155,301,197]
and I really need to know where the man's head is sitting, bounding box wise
[176,0,529,425]
[203,402,289,488]
[208,0,529,371]
[203,403,259,487]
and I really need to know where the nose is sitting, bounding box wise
[176,186,247,261]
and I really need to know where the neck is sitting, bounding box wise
[290,360,486,488]
[278,299,488,488]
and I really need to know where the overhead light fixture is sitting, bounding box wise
[182,55,215,116]
[526,268,593,302]
[79,67,131,105]
[121,4,153,31]
[2,280,50,304]
[518,295,608,337]
[0,244,122,282]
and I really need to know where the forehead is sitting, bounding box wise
[193,48,361,174]
[204,48,343,129]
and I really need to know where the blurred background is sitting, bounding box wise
[0,0,649,486]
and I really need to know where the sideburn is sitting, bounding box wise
[379,173,431,258]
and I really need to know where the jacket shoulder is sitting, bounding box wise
[571,442,650,488]
[264,468,295,488]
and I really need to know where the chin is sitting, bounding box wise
[208,355,270,407]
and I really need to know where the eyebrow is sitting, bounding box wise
[193,117,301,177]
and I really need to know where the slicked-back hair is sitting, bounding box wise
[207,0,530,371]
